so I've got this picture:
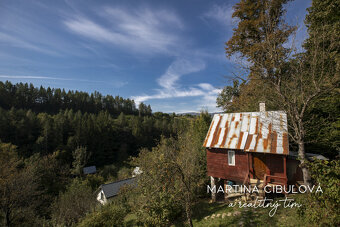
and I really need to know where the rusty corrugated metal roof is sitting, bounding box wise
[203,111,289,155]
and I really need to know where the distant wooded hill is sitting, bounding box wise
[0,81,151,116]
[0,81,192,167]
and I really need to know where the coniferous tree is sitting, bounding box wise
[71,146,91,176]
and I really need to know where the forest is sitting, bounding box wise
[0,81,201,226]
[0,0,339,226]
[0,81,152,116]
[0,81,187,166]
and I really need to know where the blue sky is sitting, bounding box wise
[0,0,311,113]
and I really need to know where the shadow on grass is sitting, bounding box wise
[241,208,261,227]
[191,199,279,227]
[191,200,232,222]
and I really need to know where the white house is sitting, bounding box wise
[132,166,142,177]
[96,177,136,205]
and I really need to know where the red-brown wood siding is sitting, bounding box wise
[206,148,248,182]
[207,148,290,182]
[264,154,285,178]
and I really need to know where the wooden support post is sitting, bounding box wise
[283,156,287,186]
[224,180,229,202]
[265,154,270,175]
[210,176,216,202]
[247,153,250,179]
[249,153,253,178]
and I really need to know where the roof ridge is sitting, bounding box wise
[215,110,286,114]
[101,177,136,187]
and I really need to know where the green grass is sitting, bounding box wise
[124,213,137,226]
[190,196,308,227]
[122,195,309,226]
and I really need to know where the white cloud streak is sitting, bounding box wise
[131,59,221,112]
[201,4,235,26]
[0,32,61,56]
[157,59,205,89]
[64,7,184,55]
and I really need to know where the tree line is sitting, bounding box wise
[0,81,152,116]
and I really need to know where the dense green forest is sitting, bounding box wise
[0,81,152,116]
[0,81,189,165]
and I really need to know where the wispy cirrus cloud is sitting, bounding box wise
[201,4,235,26]
[131,58,221,112]
[0,2,98,58]
[64,6,185,55]
[157,59,205,90]
[0,32,61,56]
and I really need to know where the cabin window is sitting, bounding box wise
[228,150,235,166]
[100,192,104,200]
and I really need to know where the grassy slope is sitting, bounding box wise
[190,197,307,227]
[123,195,310,226]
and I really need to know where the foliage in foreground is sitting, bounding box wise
[0,142,40,227]
[51,178,97,226]
[78,202,128,227]
[128,112,210,226]
[297,159,340,226]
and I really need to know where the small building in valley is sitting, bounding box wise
[83,166,96,175]
[96,177,136,205]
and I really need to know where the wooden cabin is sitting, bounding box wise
[203,103,295,201]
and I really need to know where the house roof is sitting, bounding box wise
[83,166,96,174]
[203,111,289,155]
[100,177,136,199]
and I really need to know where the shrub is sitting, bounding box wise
[84,174,104,191]
[51,178,96,226]
[99,164,117,181]
[78,202,128,227]
[297,159,340,226]
[117,167,132,180]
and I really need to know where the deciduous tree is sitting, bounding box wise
[222,0,339,185]
[0,142,40,226]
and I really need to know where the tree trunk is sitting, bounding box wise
[185,201,193,227]
[298,140,311,187]
[5,209,10,227]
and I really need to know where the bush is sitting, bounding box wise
[51,178,96,226]
[99,164,117,181]
[130,146,183,226]
[117,166,132,180]
[297,159,340,226]
[78,202,128,227]
[84,174,105,191]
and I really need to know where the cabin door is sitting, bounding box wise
[253,154,267,179]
